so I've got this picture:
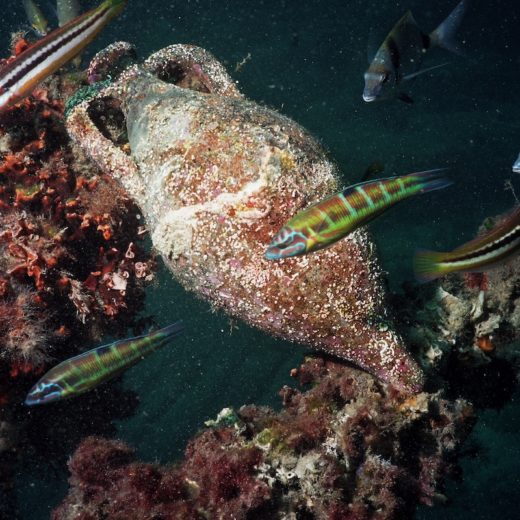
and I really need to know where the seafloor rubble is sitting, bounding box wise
[0,36,155,517]
[394,210,520,406]
[53,357,474,520]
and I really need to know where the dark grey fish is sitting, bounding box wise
[363,0,469,103]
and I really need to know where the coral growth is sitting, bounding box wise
[397,211,520,381]
[53,358,474,520]
[0,36,154,375]
[0,35,154,517]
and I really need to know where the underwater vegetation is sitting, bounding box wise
[0,34,154,371]
[0,0,518,517]
[0,33,154,517]
[53,357,474,520]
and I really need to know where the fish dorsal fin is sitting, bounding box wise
[453,207,520,255]
[402,62,449,81]
[395,10,418,32]
[361,160,385,181]
[397,92,414,104]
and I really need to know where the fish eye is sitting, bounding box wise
[273,229,294,248]
[276,236,293,249]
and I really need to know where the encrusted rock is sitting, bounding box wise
[67,43,423,392]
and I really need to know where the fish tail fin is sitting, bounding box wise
[404,168,453,194]
[102,0,128,13]
[45,0,58,20]
[429,0,469,55]
[413,249,449,283]
[145,321,185,348]
[160,320,185,340]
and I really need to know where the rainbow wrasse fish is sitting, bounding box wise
[22,0,50,36]
[414,207,520,282]
[0,0,127,113]
[265,169,451,260]
[363,0,468,103]
[25,321,184,405]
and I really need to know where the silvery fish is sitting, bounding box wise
[513,152,520,173]
[363,0,469,103]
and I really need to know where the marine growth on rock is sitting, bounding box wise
[67,42,424,393]
[53,357,474,520]
[0,35,155,516]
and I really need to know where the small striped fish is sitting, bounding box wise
[414,207,520,282]
[25,321,184,405]
[265,169,451,260]
[0,0,126,113]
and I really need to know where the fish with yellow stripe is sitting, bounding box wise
[414,207,520,282]
[22,0,50,36]
[265,169,451,260]
[0,0,126,113]
[25,321,184,405]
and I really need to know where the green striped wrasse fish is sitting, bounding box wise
[414,207,520,282]
[0,0,127,113]
[25,321,184,405]
[265,169,451,260]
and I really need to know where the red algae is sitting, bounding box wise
[0,36,154,374]
[54,358,474,520]
[0,35,155,516]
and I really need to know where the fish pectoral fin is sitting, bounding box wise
[314,217,330,235]
[402,62,449,82]
[397,92,414,104]
[361,160,385,181]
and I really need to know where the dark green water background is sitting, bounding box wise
[1,0,520,518]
